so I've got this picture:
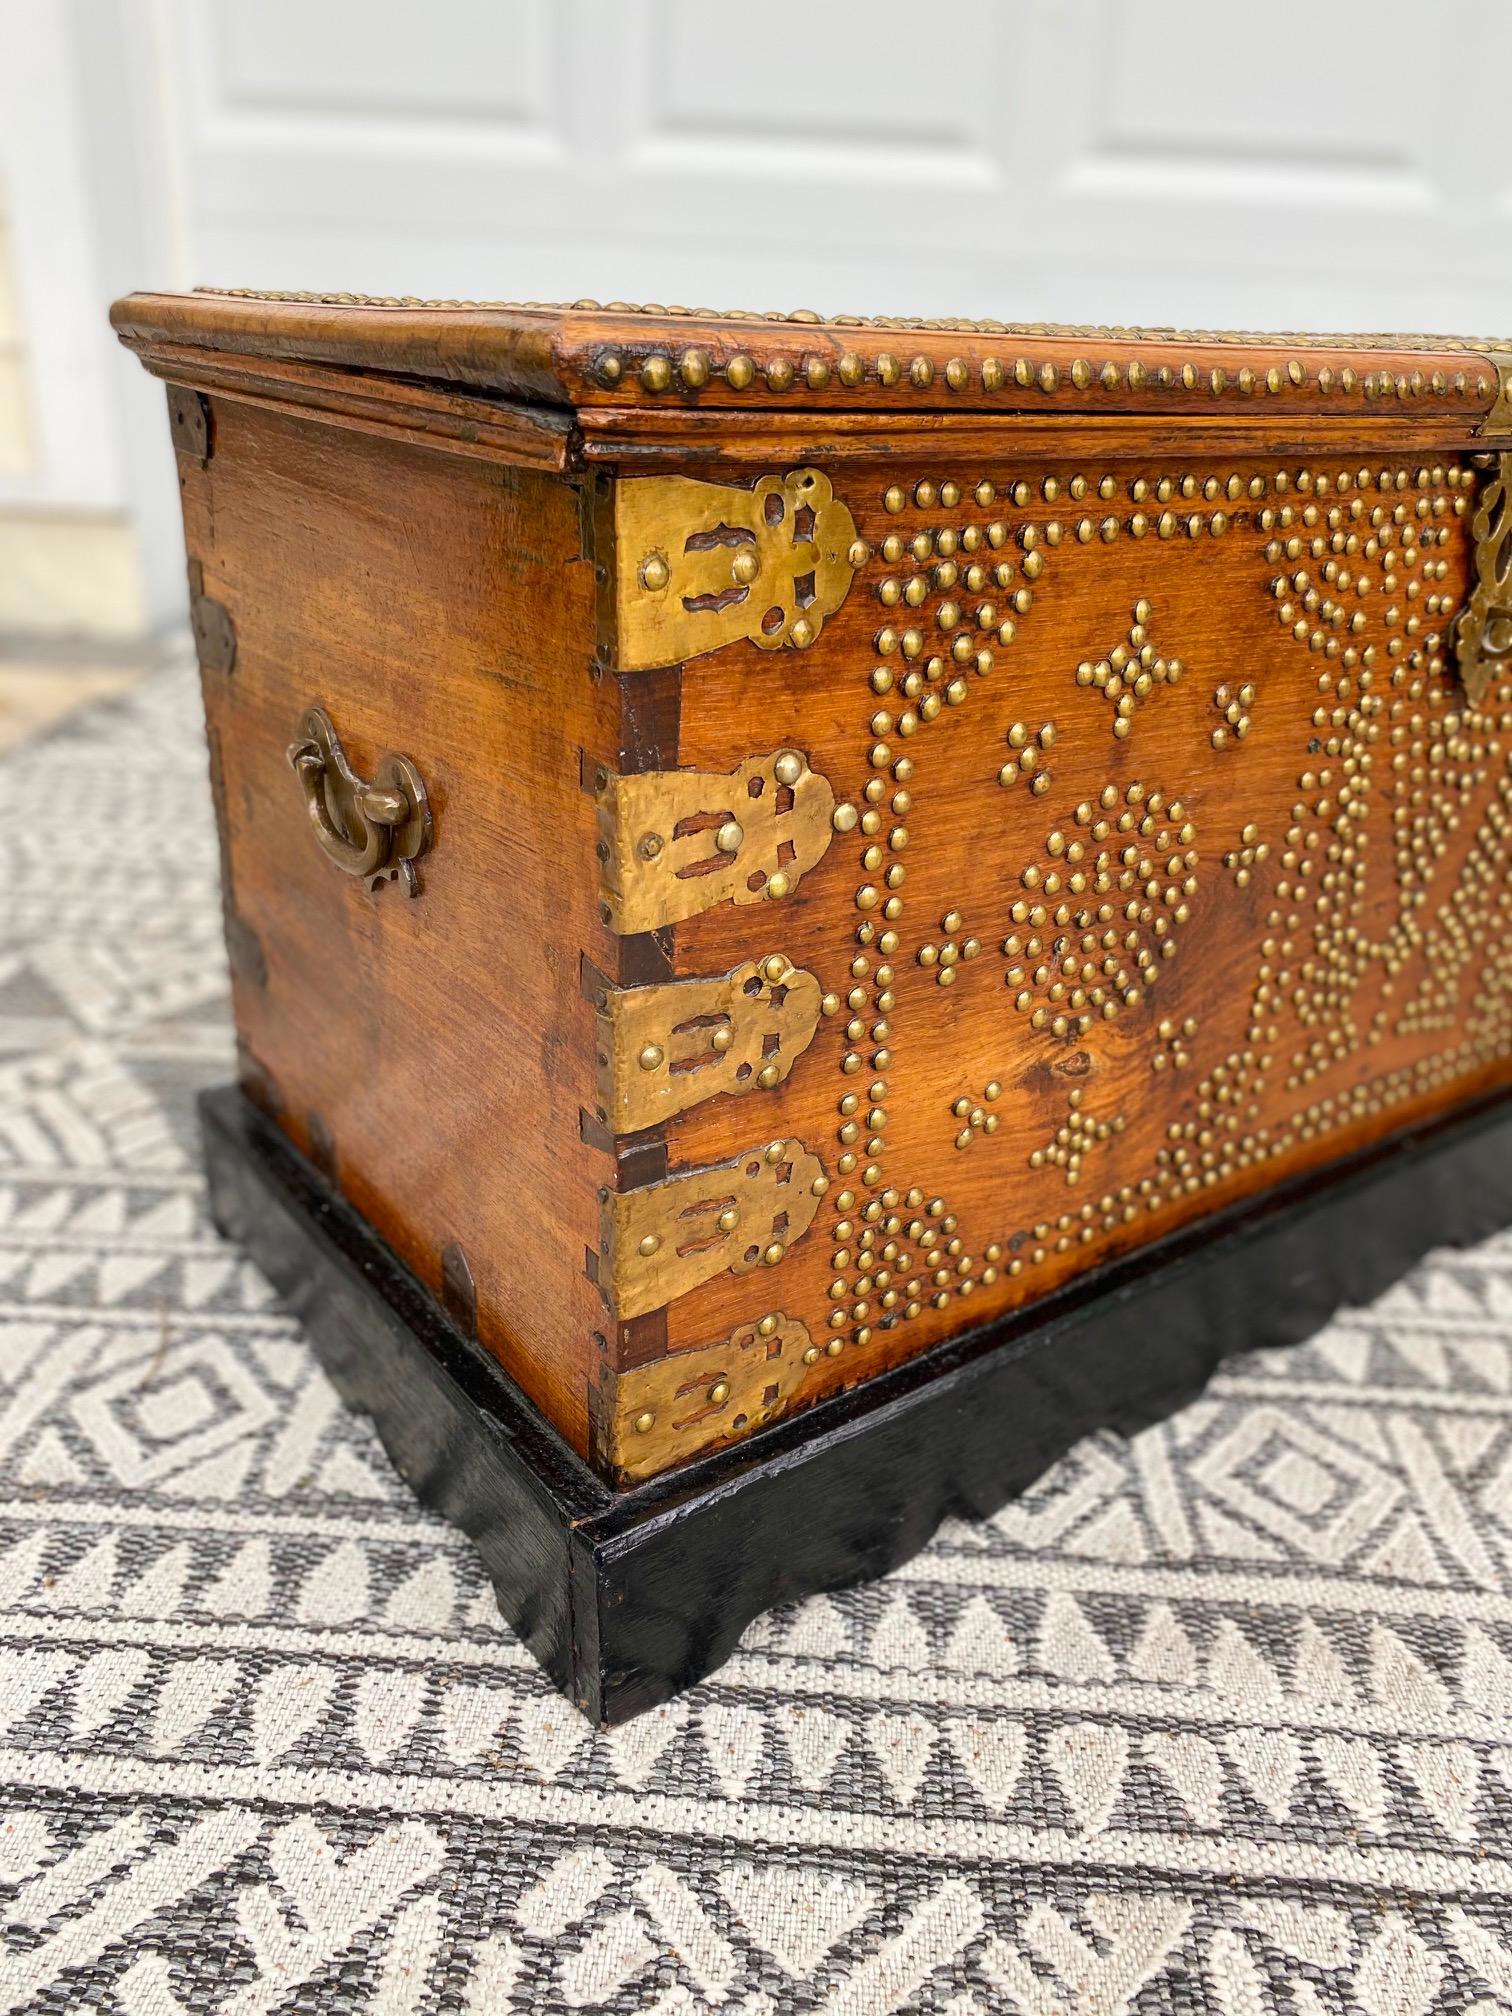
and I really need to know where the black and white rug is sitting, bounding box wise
[2,666,1510,2014]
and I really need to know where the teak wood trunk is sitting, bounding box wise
[114,291,1512,1716]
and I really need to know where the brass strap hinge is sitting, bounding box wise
[1454,450,1512,710]
[613,468,863,671]
[595,749,836,934]
[597,1136,828,1321]
[595,953,822,1133]
[604,1312,818,1482]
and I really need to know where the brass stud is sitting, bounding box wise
[708,1379,731,1406]
[637,1043,664,1072]
[639,554,670,592]
[633,1410,656,1434]
[680,348,710,388]
[726,354,755,390]
[773,750,804,786]
[715,819,744,854]
[640,355,672,393]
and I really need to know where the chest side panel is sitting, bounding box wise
[641,446,1512,1440]
[181,400,610,1454]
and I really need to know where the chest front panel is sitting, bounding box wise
[648,449,1512,1407]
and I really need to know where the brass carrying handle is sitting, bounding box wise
[287,706,433,897]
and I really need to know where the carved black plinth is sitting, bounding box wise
[201,1083,1512,1724]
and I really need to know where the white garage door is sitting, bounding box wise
[167,0,1511,335]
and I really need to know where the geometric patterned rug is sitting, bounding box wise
[2,664,1511,2014]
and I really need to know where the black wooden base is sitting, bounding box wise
[202,1082,1512,1723]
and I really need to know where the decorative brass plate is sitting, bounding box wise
[287,707,433,896]
[1454,451,1512,708]
[605,1312,817,1482]
[595,954,822,1133]
[595,750,835,935]
[614,468,860,669]
[1478,354,1512,440]
[598,1137,828,1321]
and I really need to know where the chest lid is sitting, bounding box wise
[112,289,1512,440]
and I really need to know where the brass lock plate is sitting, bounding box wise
[595,954,822,1133]
[598,1137,828,1321]
[1454,449,1512,709]
[1477,352,1512,441]
[595,749,835,935]
[605,1312,817,1482]
[614,467,862,671]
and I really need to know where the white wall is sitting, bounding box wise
[6,0,1512,637]
[0,0,185,633]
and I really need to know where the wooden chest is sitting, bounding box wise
[113,290,1512,1716]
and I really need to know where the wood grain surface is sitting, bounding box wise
[181,397,615,1450]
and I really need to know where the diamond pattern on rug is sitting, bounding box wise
[1,664,1510,2013]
